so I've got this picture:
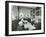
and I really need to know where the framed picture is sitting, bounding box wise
[5,1,45,36]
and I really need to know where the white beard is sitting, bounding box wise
[24,22,36,30]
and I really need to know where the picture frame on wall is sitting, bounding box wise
[5,1,45,36]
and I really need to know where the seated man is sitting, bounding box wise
[19,18,36,30]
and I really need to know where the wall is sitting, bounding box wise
[19,7,31,18]
[11,6,18,20]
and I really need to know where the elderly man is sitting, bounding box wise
[19,18,36,30]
